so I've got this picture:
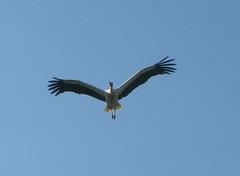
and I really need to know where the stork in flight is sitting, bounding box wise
[48,56,176,119]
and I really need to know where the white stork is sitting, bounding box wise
[48,56,176,119]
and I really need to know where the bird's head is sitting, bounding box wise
[109,82,113,89]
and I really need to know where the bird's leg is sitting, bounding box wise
[112,109,116,120]
[111,110,114,119]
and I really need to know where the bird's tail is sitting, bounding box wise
[104,106,111,112]
[104,102,122,112]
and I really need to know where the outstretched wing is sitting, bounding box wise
[117,56,176,99]
[48,77,106,102]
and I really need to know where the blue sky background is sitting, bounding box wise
[0,0,239,175]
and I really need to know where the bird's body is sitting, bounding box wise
[104,87,122,119]
[48,56,176,119]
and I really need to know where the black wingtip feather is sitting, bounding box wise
[47,77,64,96]
[50,88,59,94]
[53,77,61,80]
[55,91,61,96]
[157,57,176,70]
[161,56,169,61]
[160,59,175,65]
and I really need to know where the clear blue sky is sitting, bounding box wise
[0,0,239,175]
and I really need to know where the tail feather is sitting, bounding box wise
[104,106,111,112]
[104,102,122,112]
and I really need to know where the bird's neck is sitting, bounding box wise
[110,86,113,93]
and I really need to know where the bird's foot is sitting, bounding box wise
[111,110,116,120]
[112,114,116,120]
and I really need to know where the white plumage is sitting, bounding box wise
[48,56,176,119]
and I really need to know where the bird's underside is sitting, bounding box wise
[48,56,176,119]
[104,89,122,119]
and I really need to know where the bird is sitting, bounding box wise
[48,56,176,119]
